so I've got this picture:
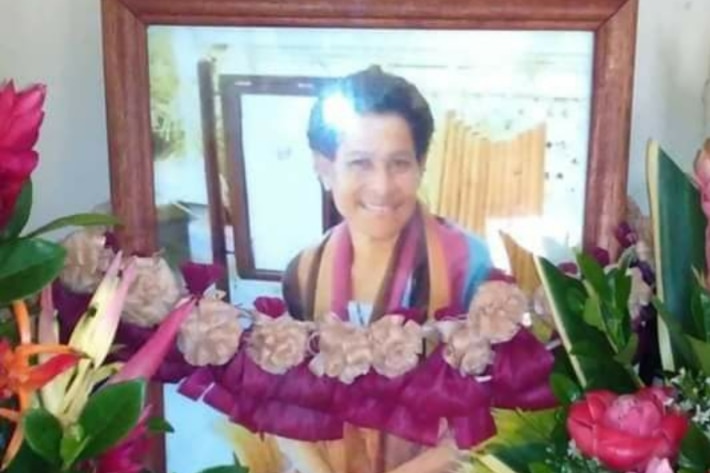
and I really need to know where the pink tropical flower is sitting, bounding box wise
[568,388,688,472]
[0,81,45,229]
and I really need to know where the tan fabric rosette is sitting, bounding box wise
[308,313,372,384]
[59,229,115,293]
[434,280,530,376]
[468,280,529,343]
[177,296,244,366]
[247,313,311,375]
[437,320,493,376]
[121,255,182,327]
[368,314,424,378]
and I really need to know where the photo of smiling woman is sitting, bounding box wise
[279,66,493,473]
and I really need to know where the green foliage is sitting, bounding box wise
[535,256,640,392]
[23,213,120,239]
[0,238,66,304]
[77,380,146,460]
[678,422,710,473]
[19,380,146,472]
[647,141,707,370]
[22,409,63,466]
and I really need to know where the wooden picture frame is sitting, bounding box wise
[100,0,638,471]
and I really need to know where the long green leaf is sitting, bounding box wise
[0,180,32,241]
[690,276,710,342]
[22,408,63,466]
[686,335,710,376]
[653,296,701,371]
[0,238,66,304]
[535,257,639,391]
[76,380,145,460]
[647,140,707,370]
[24,213,120,239]
[679,422,710,472]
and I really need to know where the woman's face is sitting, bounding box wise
[317,113,423,241]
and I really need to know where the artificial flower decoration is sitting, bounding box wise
[368,314,423,378]
[440,320,493,376]
[177,295,244,366]
[0,81,45,230]
[567,388,688,472]
[59,228,115,293]
[247,311,310,376]
[468,280,529,343]
[309,312,372,384]
[121,255,182,327]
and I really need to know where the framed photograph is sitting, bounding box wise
[100,1,638,472]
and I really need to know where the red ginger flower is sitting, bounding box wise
[0,81,45,230]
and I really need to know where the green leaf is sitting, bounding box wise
[5,441,52,473]
[147,416,174,433]
[647,141,707,371]
[654,296,701,371]
[582,296,605,333]
[614,333,639,365]
[690,276,710,342]
[529,463,554,473]
[536,257,639,391]
[686,335,710,376]
[576,252,610,300]
[0,238,66,304]
[21,409,62,466]
[0,180,32,241]
[678,422,710,472]
[549,373,582,406]
[610,266,632,315]
[60,423,88,469]
[24,212,121,239]
[76,380,146,460]
[198,467,249,473]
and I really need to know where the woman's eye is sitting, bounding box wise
[349,159,370,169]
[392,159,413,170]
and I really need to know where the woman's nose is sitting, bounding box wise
[367,165,394,196]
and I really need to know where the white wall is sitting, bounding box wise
[627,0,710,211]
[0,0,110,235]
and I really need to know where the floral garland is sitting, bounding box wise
[52,226,559,449]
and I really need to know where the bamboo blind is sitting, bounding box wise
[422,112,547,291]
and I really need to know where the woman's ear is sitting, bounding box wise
[313,153,334,191]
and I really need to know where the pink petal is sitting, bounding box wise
[108,297,197,384]
[0,150,39,179]
[253,296,287,318]
[38,286,58,345]
[180,261,224,296]
[0,109,44,150]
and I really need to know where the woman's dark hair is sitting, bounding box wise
[307,66,434,163]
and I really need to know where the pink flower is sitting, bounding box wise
[568,388,688,472]
[0,81,45,229]
[640,458,674,473]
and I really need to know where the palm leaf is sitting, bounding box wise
[647,140,707,371]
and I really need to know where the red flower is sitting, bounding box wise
[0,81,46,229]
[253,296,287,318]
[567,388,689,472]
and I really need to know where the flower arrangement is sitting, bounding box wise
[470,140,710,473]
[0,80,247,473]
